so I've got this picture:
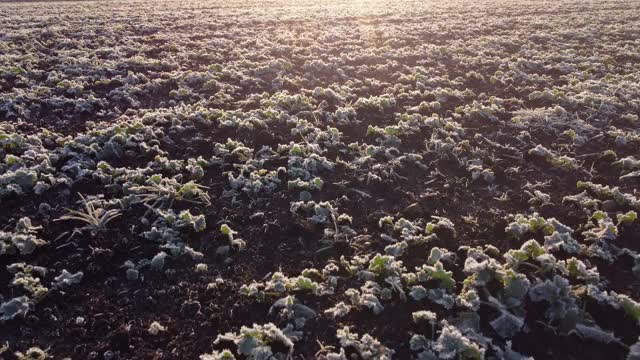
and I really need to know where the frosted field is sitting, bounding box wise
[0,0,639,359]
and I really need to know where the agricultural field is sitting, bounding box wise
[1,0,640,358]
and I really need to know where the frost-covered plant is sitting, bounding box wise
[345,285,385,315]
[150,251,168,271]
[0,217,46,256]
[221,224,246,250]
[466,159,495,184]
[195,263,208,273]
[335,327,394,360]
[629,337,640,360]
[290,201,336,224]
[153,208,206,232]
[583,211,618,241]
[8,263,48,299]
[227,167,281,196]
[354,95,396,113]
[503,239,547,269]
[413,310,437,326]
[425,216,457,240]
[528,144,577,170]
[287,177,324,191]
[576,181,639,208]
[269,295,316,329]
[52,269,84,289]
[616,294,640,325]
[544,230,582,254]
[378,217,434,245]
[14,346,48,360]
[0,168,39,197]
[485,295,526,339]
[289,201,353,245]
[613,156,640,172]
[131,178,211,207]
[504,213,554,240]
[617,210,637,226]
[578,211,622,261]
[367,254,405,278]
[285,149,335,181]
[414,258,456,291]
[569,322,622,346]
[367,125,404,147]
[410,286,456,309]
[213,323,295,359]
[560,257,600,284]
[526,190,551,206]
[199,350,236,360]
[142,207,205,260]
[324,302,351,319]
[0,296,31,321]
[529,275,579,330]
[239,271,322,300]
[432,321,485,360]
[148,321,167,335]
